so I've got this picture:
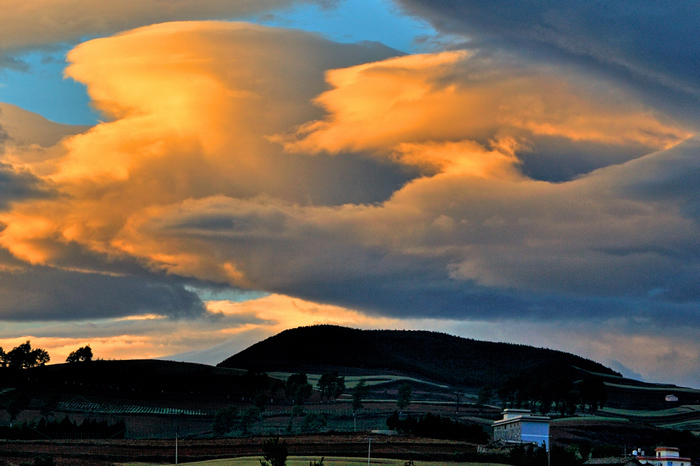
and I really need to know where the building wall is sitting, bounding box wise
[493,421,522,443]
[520,420,549,450]
[493,419,549,450]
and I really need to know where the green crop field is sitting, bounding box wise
[603,382,700,393]
[550,415,630,423]
[122,457,509,466]
[599,405,700,417]
[267,373,453,390]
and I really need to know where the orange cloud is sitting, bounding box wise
[0,102,85,175]
[0,22,396,272]
[0,294,407,363]
[209,293,402,334]
[281,51,691,172]
[0,21,698,386]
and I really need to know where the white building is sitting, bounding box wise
[637,447,691,466]
[492,409,550,451]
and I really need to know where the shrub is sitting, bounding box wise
[260,437,288,466]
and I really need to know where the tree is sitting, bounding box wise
[41,395,60,420]
[397,383,412,414]
[241,406,262,435]
[578,377,607,414]
[352,380,367,413]
[66,345,93,363]
[477,385,493,406]
[317,372,345,402]
[293,383,313,406]
[213,406,238,436]
[0,347,5,367]
[537,392,553,416]
[352,379,368,431]
[5,341,50,369]
[7,392,30,425]
[260,436,288,466]
[565,389,580,415]
[285,373,308,399]
[286,373,312,405]
[578,440,592,462]
[32,455,55,466]
[300,412,327,433]
[254,393,268,412]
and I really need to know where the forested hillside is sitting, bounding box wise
[218,325,621,388]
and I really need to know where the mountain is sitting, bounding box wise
[217,325,621,388]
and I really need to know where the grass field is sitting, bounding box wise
[600,405,700,417]
[603,382,700,393]
[550,415,630,423]
[267,373,454,391]
[122,456,509,466]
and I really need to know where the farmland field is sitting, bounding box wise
[0,434,502,465]
[123,457,509,466]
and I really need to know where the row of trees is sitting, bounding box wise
[285,373,414,415]
[213,372,390,436]
[0,341,49,369]
[386,411,488,443]
[0,341,93,369]
[483,374,608,415]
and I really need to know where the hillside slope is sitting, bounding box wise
[0,359,267,402]
[218,325,621,388]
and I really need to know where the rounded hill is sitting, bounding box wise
[217,325,621,388]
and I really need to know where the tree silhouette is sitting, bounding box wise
[286,373,312,406]
[66,345,93,363]
[213,406,238,436]
[260,436,288,466]
[317,372,345,402]
[7,392,30,425]
[4,341,49,369]
[352,380,367,413]
[352,379,368,431]
[397,383,412,414]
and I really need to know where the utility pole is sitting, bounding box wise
[175,428,179,465]
[367,436,372,466]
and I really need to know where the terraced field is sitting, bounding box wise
[124,456,509,466]
[57,400,208,416]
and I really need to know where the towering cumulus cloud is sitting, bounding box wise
[0,13,699,383]
[0,21,402,315]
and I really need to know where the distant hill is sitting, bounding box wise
[0,359,270,401]
[217,325,621,388]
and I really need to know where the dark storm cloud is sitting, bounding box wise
[0,55,29,72]
[141,192,690,325]
[618,138,700,214]
[396,0,700,125]
[516,136,658,182]
[0,122,7,146]
[0,266,208,321]
[0,162,54,209]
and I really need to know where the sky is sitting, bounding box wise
[0,1,699,387]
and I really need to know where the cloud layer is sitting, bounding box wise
[0,1,328,53]
[1,10,699,385]
[395,0,700,125]
[0,22,405,320]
